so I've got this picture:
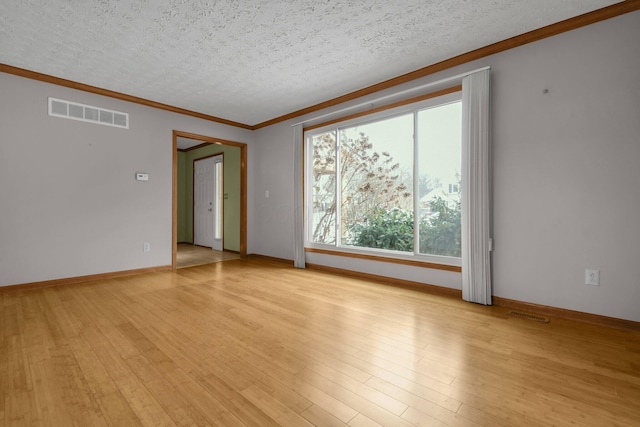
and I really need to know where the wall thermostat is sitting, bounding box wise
[135,172,149,181]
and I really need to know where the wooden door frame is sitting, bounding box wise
[192,153,224,250]
[173,130,247,270]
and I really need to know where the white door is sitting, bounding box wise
[194,155,223,250]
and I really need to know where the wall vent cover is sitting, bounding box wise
[48,97,129,129]
[507,311,550,323]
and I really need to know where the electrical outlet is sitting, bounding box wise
[143,243,151,253]
[585,269,600,286]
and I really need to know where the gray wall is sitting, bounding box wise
[490,11,640,321]
[1,11,638,322]
[0,74,253,285]
[252,11,640,322]
[250,122,295,261]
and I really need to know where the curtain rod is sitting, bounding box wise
[292,66,490,127]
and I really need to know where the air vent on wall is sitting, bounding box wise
[48,97,129,129]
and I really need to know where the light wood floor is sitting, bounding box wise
[1,258,639,426]
[177,243,241,268]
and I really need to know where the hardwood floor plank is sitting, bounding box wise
[164,368,245,426]
[533,388,640,426]
[455,403,516,427]
[240,384,314,426]
[43,288,81,340]
[4,390,39,427]
[222,353,314,414]
[28,360,75,426]
[401,406,469,427]
[304,340,456,400]
[73,321,136,382]
[1,258,639,425]
[20,293,53,364]
[116,322,179,375]
[290,380,359,424]
[296,368,415,427]
[196,371,282,427]
[94,317,142,361]
[364,376,473,426]
[114,373,177,427]
[123,356,212,427]
[347,413,385,427]
[357,347,457,387]
[211,342,357,422]
[96,391,143,427]
[303,362,408,416]
[67,336,119,398]
[142,378,212,426]
[0,373,5,425]
[300,404,351,427]
[176,243,241,268]
[49,344,109,426]
[367,370,461,413]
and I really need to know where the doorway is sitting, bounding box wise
[193,155,223,251]
[172,130,247,270]
[176,243,240,268]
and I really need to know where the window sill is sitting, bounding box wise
[304,247,462,273]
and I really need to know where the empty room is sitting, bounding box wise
[1,1,639,426]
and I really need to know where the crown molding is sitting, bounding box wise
[1,1,637,131]
[252,0,640,129]
[0,63,253,130]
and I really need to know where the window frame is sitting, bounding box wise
[303,91,463,268]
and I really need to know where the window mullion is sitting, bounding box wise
[413,112,420,255]
[304,134,312,243]
[335,129,342,247]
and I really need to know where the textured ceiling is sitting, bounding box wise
[0,0,620,126]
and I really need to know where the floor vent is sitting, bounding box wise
[48,97,129,129]
[507,311,550,323]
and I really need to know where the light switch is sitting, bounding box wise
[135,172,149,181]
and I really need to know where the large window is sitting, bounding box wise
[305,92,462,262]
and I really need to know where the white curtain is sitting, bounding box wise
[293,123,306,268]
[461,69,492,304]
